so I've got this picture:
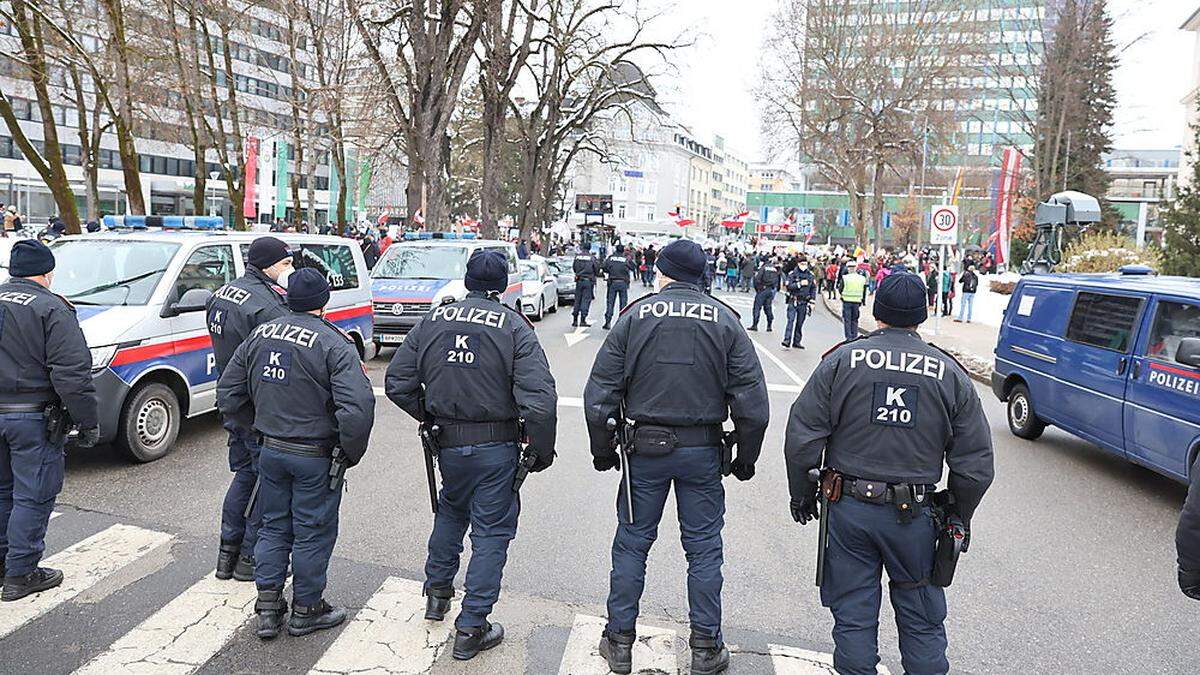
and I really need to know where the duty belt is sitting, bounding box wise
[262,437,334,457]
[436,420,521,448]
[636,424,722,447]
[843,476,934,506]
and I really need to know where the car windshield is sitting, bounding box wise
[519,264,540,282]
[50,239,180,305]
[372,246,467,280]
[548,260,572,274]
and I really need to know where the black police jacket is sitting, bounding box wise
[1178,461,1200,573]
[573,254,600,281]
[753,265,781,292]
[602,254,635,286]
[785,269,817,303]
[583,282,770,465]
[216,312,376,464]
[206,267,289,375]
[784,327,994,522]
[0,278,98,427]
[384,292,558,465]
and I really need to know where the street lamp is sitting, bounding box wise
[208,170,220,216]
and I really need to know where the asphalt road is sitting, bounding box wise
[8,284,1195,674]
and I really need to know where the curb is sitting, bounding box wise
[819,294,994,386]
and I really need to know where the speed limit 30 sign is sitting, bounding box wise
[929,204,959,245]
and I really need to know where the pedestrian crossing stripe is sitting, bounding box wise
[49,511,61,520]
[558,614,677,675]
[0,524,173,640]
[768,644,892,674]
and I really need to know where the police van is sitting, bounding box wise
[992,266,1200,483]
[370,235,521,350]
[50,217,373,463]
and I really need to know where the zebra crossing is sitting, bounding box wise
[1,511,883,674]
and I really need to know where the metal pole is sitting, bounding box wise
[918,120,929,247]
[935,245,944,336]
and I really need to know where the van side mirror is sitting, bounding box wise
[1177,338,1200,369]
[163,288,213,317]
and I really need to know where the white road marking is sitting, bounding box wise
[557,613,676,675]
[309,576,455,675]
[750,336,807,388]
[565,326,590,347]
[0,524,173,640]
[50,511,61,520]
[769,383,803,394]
[560,396,584,408]
[768,644,891,674]
[73,572,258,675]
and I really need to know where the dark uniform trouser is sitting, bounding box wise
[821,497,948,675]
[842,301,861,342]
[751,289,775,328]
[254,446,342,606]
[574,278,595,320]
[605,282,629,325]
[0,413,63,576]
[607,446,724,638]
[784,300,808,346]
[222,427,262,552]
[425,442,520,630]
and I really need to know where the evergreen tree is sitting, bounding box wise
[1161,98,1200,276]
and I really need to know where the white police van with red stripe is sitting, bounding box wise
[370,235,522,350]
[50,216,373,462]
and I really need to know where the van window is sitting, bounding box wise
[1065,292,1141,352]
[1147,301,1200,364]
[295,244,360,291]
[175,245,236,299]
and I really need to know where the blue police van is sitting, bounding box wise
[992,266,1200,483]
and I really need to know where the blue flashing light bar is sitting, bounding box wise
[400,231,477,240]
[102,215,225,230]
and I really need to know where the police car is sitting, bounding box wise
[50,217,373,462]
[370,236,521,350]
[992,266,1200,483]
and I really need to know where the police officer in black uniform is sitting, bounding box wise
[386,250,557,660]
[784,273,994,675]
[749,255,781,331]
[572,246,601,327]
[217,268,375,640]
[1176,458,1200,601]
[0,240,99,602]
[206,236,293,582]
[585,239,769,675]
[781,257,816,350]
[601,244,636,330]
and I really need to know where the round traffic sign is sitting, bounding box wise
[932,208,957,232]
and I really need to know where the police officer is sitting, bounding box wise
[784,273,994,675]
[572,247,601,327]
[839,260,868,341]
[749,255,781,331]
[601,244,636,330]
[385,250,556,660]
[0,240,99,602]
[585,239,769,675]
[217,268,375,640]
[205,236,293,582]
[1177,457,1200,601]
[781,257,816,350]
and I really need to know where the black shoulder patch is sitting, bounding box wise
[708,294,741,320]
[619,291,657,317]
[821,335,865,359]
[51,292,77,313]
[502,303,534,329]
[929,342,970,377]
[321,318,356,344]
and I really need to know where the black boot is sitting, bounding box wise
[254,589,288,640]
[424,585,453,621]
[288,599,347,636]
[580,320,592,328]
[452,621,504,660]
[690,633,730,675]
[2,567,63,602]
[215,541,240,580]
[748,325,758,331]
[602,322,610,330]
[232,554,255,582]
[572,316,578,327]
[598,629,635,674]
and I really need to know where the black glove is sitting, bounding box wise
[790,496,819,525]
[1180,568,1200,601]
[729,458,754,481]
[530,450,555,473]
[76,426,100,449]
[593,454,619,472]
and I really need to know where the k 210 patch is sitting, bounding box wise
[871,382,918,429]
[442,331,480,369]
[257,348,292,386]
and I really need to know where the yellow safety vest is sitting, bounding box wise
[841,272,867,303]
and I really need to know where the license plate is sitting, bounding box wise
[378,334,406,344]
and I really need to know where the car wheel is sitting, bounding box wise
[1007,383,1046,440]
[118,382,181,462]
[534,297,544,321]
[548,292,558,313]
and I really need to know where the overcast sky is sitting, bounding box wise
[651,0,1195,163]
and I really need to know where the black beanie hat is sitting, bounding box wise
[655,239,706,284]
[615,243,625,253]
[465,249,508,293]
[9,239,55,277]
[286,268,330,312]
[873,272,928,328]
[248,236,292,270]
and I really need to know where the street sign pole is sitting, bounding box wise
[937,244,945,336]
[928,204,959,338]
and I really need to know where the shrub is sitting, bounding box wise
[1057,231,1162,274]
[990,279,1017,295]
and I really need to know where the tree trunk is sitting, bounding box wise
[871,160,886,250]
[479,85,505,235]
[192,143,206,216]
[331,142,348,231]
[100,0,146,214]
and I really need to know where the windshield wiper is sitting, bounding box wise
[65,268,164,300]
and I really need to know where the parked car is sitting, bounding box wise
[992,265,1200,483]
[518,258,558,321]
[547,256,575,305]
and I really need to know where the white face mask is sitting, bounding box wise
[276,268,293,289]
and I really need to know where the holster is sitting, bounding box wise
[632,426,676,457]
[932,514,966,587]
[820,469,843,503]
[44,404,69,446]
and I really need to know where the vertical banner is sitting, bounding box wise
[345,152,358,221]
[274,140,289,220]
[357,159,372,216]
[990,147,1022,265]
[243,136,259,220]
[328,151,340,224]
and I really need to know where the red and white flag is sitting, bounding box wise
[667,210,695,228]
[412,208,425,226]
[721,211,750,229]
[990,147,1022,265]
